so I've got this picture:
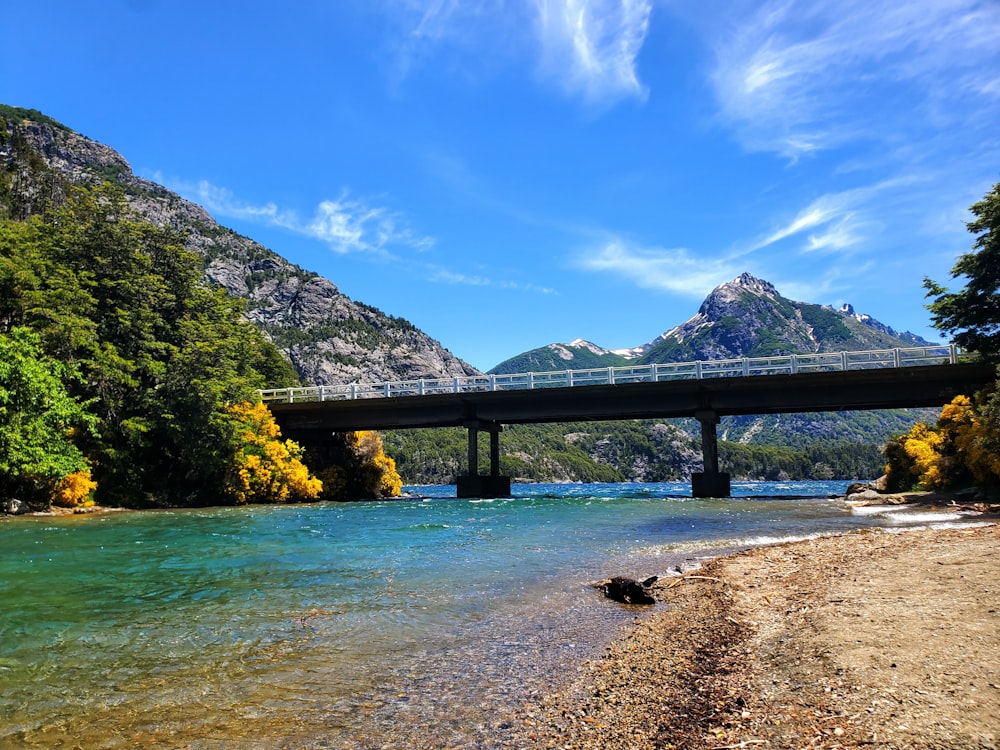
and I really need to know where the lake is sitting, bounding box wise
[0,481,979,748]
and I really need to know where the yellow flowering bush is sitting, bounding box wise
[359,431,403,498]
[885,393,1000,491]
[902,422,944,489]
[944,394,1000,486]
[50,469,97,508]
[225,402,322,505]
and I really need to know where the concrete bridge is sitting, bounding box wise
[260,346,995,498]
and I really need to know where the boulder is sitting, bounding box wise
[1,498,25,515]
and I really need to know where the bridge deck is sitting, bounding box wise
[266,362,996,434]
[260,346,963,406]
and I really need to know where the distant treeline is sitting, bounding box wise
[382,420,888,485]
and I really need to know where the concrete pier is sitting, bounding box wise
[692,410,731,498]
[457,420,511,498]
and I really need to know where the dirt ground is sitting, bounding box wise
[516,522,999,749]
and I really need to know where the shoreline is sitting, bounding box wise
[511,521,999,749]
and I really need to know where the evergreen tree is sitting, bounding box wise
[925,182,1000,361]
[0,183,301,506]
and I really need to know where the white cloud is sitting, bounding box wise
[756,201,844,249]
[776,261,874,304]
[804,217,864,253]
[578,239,737,296]
[386,0,651,106]
[388,0,516,82]
[745,179,912,256]
[155,175,434,255]
[428,266,557,294]
[708,0,1000,158]
[535,0,652,105]
[577,179,912,300]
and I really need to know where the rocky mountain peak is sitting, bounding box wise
[635,272,935,364]
[731,272,779,297]
[490,270,935,374]
[696,272,782,325]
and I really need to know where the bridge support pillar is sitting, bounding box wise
[457,420,511,499]
[692,410,730,498]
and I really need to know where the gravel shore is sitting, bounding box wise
[509,522,999,750]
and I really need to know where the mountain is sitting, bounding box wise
[0,105,479,385]
[836,303,933,347]
[476,273,937,481]
[641,273,936,362]
[489,339,639,375]
[490,272,936,373]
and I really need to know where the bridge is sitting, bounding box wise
[260,346,996,498]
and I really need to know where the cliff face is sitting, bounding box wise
[0,106,480,385]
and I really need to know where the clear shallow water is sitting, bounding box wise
[0,481,981,748]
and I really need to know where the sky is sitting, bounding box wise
[2,1,998,372]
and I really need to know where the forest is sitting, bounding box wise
[382,420,886,485]
[0,184,399,510]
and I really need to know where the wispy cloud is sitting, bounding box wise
[578,178,917,299]
[744,179,915,256]
[154,172,560,294]
[776,261,875,305]
[577,232,885,308]
[154,175,434,255]
[578,239,738,297]
[388,0,516,82]
[535,0,652,105]
[708,0,1000,159]
[385,0,651,106]
[427,266,558,294]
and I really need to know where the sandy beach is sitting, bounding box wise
[513,521,999,750]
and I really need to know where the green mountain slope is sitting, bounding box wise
[490,339,633,374]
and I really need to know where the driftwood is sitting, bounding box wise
[596,575,659,605]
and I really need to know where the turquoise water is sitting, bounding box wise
[0,481,979,748]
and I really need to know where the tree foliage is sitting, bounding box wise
[383,420,888,485]
[924,182,1000,362]
[0,327,97,508]
[0,184,306,506]
[0,181,407,508]
[311,431,402,501]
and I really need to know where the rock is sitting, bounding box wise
[846,488,883,502]
[1,498,25,515]
[597,576,658,605]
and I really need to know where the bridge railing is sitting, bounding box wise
[257,345,959,404]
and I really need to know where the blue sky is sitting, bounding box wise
[3,1,998,371]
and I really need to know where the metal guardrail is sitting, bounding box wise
[258,345,960,404]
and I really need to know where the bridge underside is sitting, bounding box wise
[271,363,994,498]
